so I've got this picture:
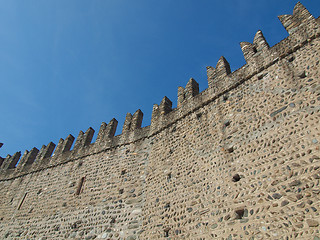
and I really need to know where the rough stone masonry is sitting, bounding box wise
[0,2,320,240]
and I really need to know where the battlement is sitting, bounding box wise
[1,3,320,239]
[0,2,319,181]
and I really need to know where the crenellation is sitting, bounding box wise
[95,118,118,147]
[279,3,320,51]
[83,127,95,147]
[1,152,21,170]
[131,109,143,130]
[0,3,318,180]
[73,127,94,152]
[34,142,56,165]
[151,103,160,125]
[0,2,320,239]
[240,42,256,63]
[73,130,85,150]
[15,150,29,170]
[150,96,173,132]
[16,147,39,170]
[96,122,107,144]
[61,134,75,153]
[207,56,231,90]
[185,78,199,99]
[278,2,313,35]
[159,96,172,115]
[240,31,271,75]
[35,144,47,163]
[122,112,133,133]
[0,154,11,170]
[253,30,270,52]
[177,78,199,107]
[177,86,185,107]
[105,118,118,138]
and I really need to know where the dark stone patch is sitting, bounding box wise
[270,105,288,117]
[232,174,241,182]
[289,180,301,187]
[272,193,282,199]
[281,200,289,206]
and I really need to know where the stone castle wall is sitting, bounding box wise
[0,2,320,239]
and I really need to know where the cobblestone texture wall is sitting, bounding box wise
[0,2,320,240]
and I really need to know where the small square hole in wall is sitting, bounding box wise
[232,174,241,182]
[121,169,126,175]
[235,208,245,219]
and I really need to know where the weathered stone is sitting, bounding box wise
[126,236,136,240]
[270,105,287,117]
[0,3,319,240]
[272,193,282,199]
[306,219,319,227]
[281,200,290,206]
[296,202,305,208]
[289,180,302,187]
[211,223,218,230]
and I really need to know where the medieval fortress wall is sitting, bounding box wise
[0,2,320,239]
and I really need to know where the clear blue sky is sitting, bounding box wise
[0,0,319,157]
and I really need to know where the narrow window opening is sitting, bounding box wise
[17,192,28,210]
[232,174,241,182]
[164,229,170,237]
[235,209,245,219]
[75,177,85,195]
